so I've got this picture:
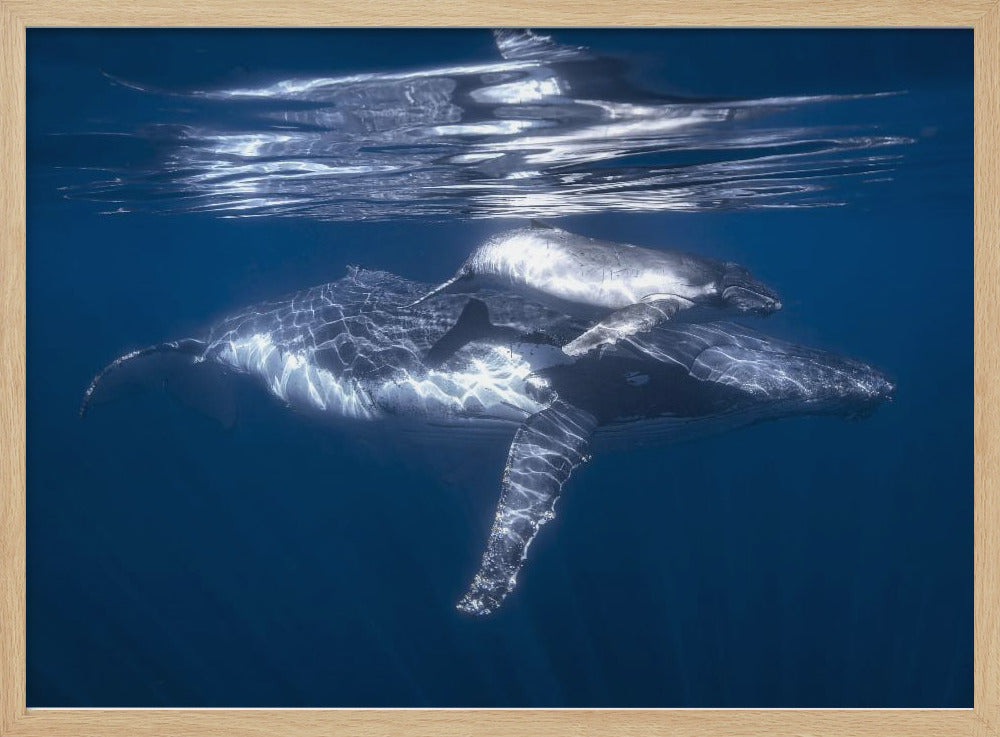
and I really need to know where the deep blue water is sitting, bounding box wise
[26,29,972,707]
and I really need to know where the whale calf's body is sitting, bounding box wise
[412,221,782,356]
[83,268,891,615]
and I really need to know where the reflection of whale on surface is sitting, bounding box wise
[412,220,782,357]
[82,268,893,615]
[73,30,911,221]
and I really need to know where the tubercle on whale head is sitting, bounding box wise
[874,372,897,401]
[791,357,895,421]
[719,262,783,315]
[848,368,896,417]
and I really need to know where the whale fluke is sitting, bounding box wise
[80,339,205,417]
[457,400,598,615]
[81,338,237,428]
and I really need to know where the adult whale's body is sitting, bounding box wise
[83,268,892,615]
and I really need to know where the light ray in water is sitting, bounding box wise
[54,30,913,221]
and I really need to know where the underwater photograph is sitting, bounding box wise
[26,28,972,707]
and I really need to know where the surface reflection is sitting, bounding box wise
[64,30,912,220]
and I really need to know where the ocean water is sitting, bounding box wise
[26,29,972,707]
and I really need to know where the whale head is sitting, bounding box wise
[543,322,894,428]
[638,323,896,420]
[719,262,782,315]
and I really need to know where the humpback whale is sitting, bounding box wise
[82,268,891,615]
[411,221,782,357]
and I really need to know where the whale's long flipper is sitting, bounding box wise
[458,400,598,615]
[562,296,685,357]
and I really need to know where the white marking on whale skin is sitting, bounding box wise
[371,344,548,422]
[217,333,377,420]
[467,228,718,312]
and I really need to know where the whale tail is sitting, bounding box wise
[80,338,238,429]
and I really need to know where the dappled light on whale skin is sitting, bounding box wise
[81,268,894,614]
[26,27,974,706]
[58,30,912,221]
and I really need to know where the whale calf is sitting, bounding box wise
[411,221,782,357]
[83,268,891,615]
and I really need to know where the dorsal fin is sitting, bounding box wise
[425,299,517,368]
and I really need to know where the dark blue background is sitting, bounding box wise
[26,30,972,706]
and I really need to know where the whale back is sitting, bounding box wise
[203,268,581,378]
[202,269,446,385]
[189,268,585,421]
[465,225,725,312]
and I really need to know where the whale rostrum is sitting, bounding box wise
[82,268,891,616]
[411,221,783,357]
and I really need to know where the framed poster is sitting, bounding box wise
[1,3,997,736]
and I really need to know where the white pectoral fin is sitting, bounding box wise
[457,400,598,616]
[562,297,684,357]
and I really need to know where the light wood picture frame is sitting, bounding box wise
[1,2,997,735]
